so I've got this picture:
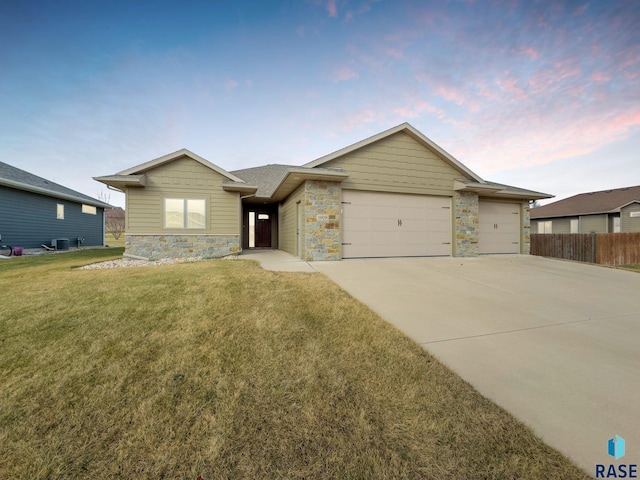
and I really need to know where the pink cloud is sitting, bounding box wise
[495,74,527,100]
[341,109,385,131]
[224,79,239,91]
[618,53,640,71]
[591,71,611,82]
[435,85,466,106]
[326,0,337,17]
[554,59,582,80]
[332,66,358,83]
[392,97,446,120]
[573,3,589,16]
[520,46,540,60]
[385,47,403,59]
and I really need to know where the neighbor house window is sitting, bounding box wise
[570,218,579,233]
[82,204,97,215]
[57,204,64,219]
[537,220,552,234]
[164,198,206,229]
[613,217,621,233]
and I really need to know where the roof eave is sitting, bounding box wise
[531,209,623,219]
[269,168,349,201]
[454,180,500,194]
[221,183,258,194]
[1,177,112,208]
[488,190,554,201]
[454,179,553,200]
[93,174,147,190]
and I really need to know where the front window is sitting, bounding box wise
[164,199,206,229]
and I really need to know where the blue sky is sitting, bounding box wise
[2,0,639,208]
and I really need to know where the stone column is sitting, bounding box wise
[303,180,342,261]
[522,200,531,254]
[454,191,479,257]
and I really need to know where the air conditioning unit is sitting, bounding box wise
[52,238,70,250]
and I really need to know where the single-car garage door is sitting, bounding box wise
[478,201,520,254]
[342,191,451,258]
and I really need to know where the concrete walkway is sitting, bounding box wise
[239,249,317,273]
[242,250,640,473]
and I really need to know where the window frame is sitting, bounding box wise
[164,198,207,230]
[57,203,65,220]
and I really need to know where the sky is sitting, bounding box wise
[1,0,639,209]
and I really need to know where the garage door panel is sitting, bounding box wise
[478,201,520,254]
[342,191,451,258]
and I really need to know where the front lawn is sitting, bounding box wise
[0,249,588,479]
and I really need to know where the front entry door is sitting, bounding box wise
[255,213,271,248]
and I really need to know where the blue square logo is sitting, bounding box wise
[608,435,626,460]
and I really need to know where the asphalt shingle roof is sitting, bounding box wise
[231,164,297,198]
[0,161,110,207]
[531,185,640,219]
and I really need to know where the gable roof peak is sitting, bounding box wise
[303,122,484,183]
[117,148,245,183]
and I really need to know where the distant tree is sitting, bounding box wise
[98,190,111,204]
[105,207,125,240]
[530,200,541,209]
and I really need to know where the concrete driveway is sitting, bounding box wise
[312,255,640,474]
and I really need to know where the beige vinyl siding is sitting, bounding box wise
[551,217,571,234]
[530,219,539,233]
[321,132,463,196]
[579,214,607,233]
[126,157,240,235]
[278,184,304,255]
[621,204,640,232]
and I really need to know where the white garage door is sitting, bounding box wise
[342,191,451,258]
[478,201,521,254]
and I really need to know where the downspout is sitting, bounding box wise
[239,193,256,254]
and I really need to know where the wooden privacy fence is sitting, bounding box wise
[530,233,640,266]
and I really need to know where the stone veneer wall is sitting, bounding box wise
[125,234,240,260]
[454,191,479,257]
[303,180,342,261]
[521,200,531,254]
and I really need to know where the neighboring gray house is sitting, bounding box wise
[95,123,552,261]
[531,185,640,234]
[0,161,112,249]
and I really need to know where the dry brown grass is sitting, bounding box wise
[105,232,125,247]
[0,250,588,479]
